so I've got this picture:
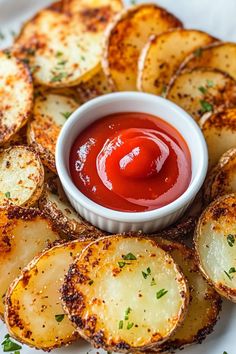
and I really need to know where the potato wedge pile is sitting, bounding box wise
[0,0,236,353]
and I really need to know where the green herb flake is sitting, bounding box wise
[142,267,151,279]
[229,267,236,274]
[156,289,168,299]
[151,277,156,286]
[124,307,131,320]
[224,270,232,281]
[127,322,134,330]
[118,320,123,329]
[130,0,137,5]
[206,79,214,88]
[122,253,137,260]
[14,351,20,354]
[81,56,86,61]
[57,60,67,66]
[5,192,10,198]
[55,314,65,322]
[200,100,213,113]
[60,111,72,119]
[223,352,228,354]
[161,85,167,97]
[1,334,22,352]
[194,48,202,57]
[88,280,94,286]
[50,72,67,83]
[227,234,235,247]
[107,352,112,354]
[118,261,126,268]
[56,51,63,57]
[198,86,207,94]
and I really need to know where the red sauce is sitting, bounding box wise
[70,113,192,212]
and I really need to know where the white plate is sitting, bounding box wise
[0,0,235,353]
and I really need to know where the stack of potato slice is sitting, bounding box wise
[0,0,236,353]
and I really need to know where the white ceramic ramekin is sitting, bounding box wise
[56,92,208,234]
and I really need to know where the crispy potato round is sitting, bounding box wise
[14,2,122,87]
[180,42,236,80]
[0,146,44,207]
[5,239,90,350]
[138,29,216,95]
[199,107,236,169]
[149,239,221,352]
[39,176,104,240]
[204,148,236,204]
[61,236,189,352]
[0,51,33,145]
[166,68,236,121]
[102,4,182,91]
[27,92,78,172]
[195,194,236,302]
[76,68,114,104]
[0,207,60,318]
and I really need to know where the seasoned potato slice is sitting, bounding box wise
[0,51,33,145]
[166,68,236,121]
[195,194,236,302]
[180,42,236,80]
[102,4,182,91]
[138,29,216,95]
[62,0,123,15]
[61,236,189,352]
[150,239,221,352]
[76,68,114,104]
[27,92,78,172]
[204,149,236,204]
[0,146,44,207]
[199,107,236,169]
[39,176,104,239]
[0,207,60,318]
[5,239,90,350]
[14,2,122,87]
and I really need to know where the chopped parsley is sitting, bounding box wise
[161,85,167,97]
[5,192,10,198]
[142,267,151,279]
[55,314,65,322]
[50,72,67,83]
[229,267,236,274]
[206,79,214,88]
[118,261,126,268]
[223,352,228,354]
[119,320,123,329]
[224,270,232,281]
[122,253,136,260]
[127,322,134,330]
[198,86,207,94]
[194,48,202,57]
[227,234,235,247]
[1,334,22,352]
[124,307,131,320]
[156,289,168,299]
[200,100,213,113]
[81,56,86,61]
[60,111,72,119]
[56,51,63,57]
[57,60,67,66]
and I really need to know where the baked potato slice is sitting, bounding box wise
[150,238,221,352]
[102,4,182,91]
[138,29,216,95]
[166,68,236,121]
[14,2,121,88]
[199,107,236,169]
[76,68,114,104]
[0,207,60,318]
[0,50,33,145]
[195,194,236,302]
[5,239,90,350]
[180,42,236,80]
[27,92,79,172]
[61,235,189,352]
[39,176,104,240]
[204,148,236,204]
[0,146,44,207]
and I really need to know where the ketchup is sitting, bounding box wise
[70,113,192,212]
